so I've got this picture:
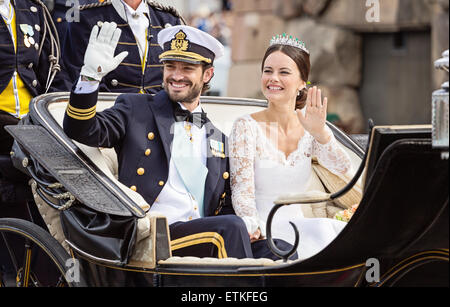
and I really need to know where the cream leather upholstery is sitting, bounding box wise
[158,256,295,267]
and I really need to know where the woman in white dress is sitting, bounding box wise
[229,34,352,260]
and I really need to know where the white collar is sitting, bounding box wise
[0,0,10,8]
[123,0,148,16]
[178,102,203,113]
[112,0,148,21]
[0,0,11,20]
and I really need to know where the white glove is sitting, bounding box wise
[80,22,129,81]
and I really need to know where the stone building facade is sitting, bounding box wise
[227,0,449,134]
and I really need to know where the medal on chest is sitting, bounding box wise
[20,24,35,48]
[210,139,225,159]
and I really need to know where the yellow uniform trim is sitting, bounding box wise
[171,232,228,259]
[142,29,148,75]
[67,104,97,114]
[144,84,162,89]
[159,50,212,64]
[66,110,96,121]
[120,62,142,67]
[0,5,33,118]
[118,41,137,46]
[66,108,96,119]
[66,104,97,120]
[138,29,149,94]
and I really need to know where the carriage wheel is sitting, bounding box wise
[0,218,87,287]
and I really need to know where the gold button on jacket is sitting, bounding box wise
[137,168,145,176]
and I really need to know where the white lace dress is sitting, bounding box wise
[229,114,351,260]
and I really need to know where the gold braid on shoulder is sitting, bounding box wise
[79,0,113,11]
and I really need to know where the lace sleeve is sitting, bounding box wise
[312,126,351,176]
[229,117,260,234]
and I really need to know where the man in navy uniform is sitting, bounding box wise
[62,0,183,95]
[63,22,296,260]
[0,0,71,155]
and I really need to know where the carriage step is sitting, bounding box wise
[5,125,145,217]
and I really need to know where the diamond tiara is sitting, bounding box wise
[270,33,310,54]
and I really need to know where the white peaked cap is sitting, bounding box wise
[158,25,224,64]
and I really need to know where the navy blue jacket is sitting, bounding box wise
[63,89,233,217]
[62,0,182,94]
[52,0,100,47]
[0,0,72,97]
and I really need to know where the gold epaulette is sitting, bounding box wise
[79,0,112,11]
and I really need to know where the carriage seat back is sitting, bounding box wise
[362,125,432,190]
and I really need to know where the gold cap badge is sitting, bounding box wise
[171,30,189,52]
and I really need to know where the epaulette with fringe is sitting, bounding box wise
[79,0,112,11]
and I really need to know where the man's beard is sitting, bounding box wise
[166,78,203,104]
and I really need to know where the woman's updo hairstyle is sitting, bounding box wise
[261,43,311,110]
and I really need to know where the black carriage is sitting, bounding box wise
[0,54,448,288]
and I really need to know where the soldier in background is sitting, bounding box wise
[62,0,184,94]
[0,0,71,155]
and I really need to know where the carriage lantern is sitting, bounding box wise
[432,50,449,160]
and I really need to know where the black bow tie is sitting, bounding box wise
[174,108,208,129]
